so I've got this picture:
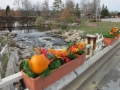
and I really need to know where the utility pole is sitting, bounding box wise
[95,0,98,22]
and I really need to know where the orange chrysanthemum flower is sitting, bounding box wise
[48,48,68,59]
[76,42,86,50]
[111,27,117,33]
[69,45,78,53]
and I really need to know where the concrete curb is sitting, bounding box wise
[44,40,120,90]
[45,72,77,90]
[62,40,120,90]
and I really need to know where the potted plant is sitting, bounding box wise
[103,26,120,45]
[21,41,86,90]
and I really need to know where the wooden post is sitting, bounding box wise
[86,35,97,57]
[85,37,89,55]
[0,49,2,82]
[0,58,1,82]
[0,43,1,81]
[7,34,10,58]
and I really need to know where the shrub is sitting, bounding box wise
[61,23,68,30]
[51,24,59,29]
[74,19,81,24]
[35,16,44,25]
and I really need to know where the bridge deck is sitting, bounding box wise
[0,16,36,21]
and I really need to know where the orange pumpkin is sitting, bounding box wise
[29,54,49,74]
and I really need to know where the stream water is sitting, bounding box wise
[9,29,68,49]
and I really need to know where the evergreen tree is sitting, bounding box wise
[75,3,81,18]
[52,0,62,18]
[101,5,109,18]
[102,4,104,10]
[6,5,10,16]
[105,6,107,10]
[52,0,62,11]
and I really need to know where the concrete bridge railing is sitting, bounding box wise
[0,35,119,90]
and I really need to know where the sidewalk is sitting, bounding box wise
[61,43,120,90]
[102,18,120,22]
[94,49,120,90]
[84,48,120,90]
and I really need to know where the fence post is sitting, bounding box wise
[0,55,2,82]
[0,44,2,82]
[0,58,1,82]
[86,35,97,57]
[85,36,89,55]
[7,34,10,58]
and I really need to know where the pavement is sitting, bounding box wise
[95,49,120,90]
[102,18,120,22]
[60,41,120,90]
[82,48,120,90]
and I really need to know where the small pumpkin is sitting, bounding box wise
[29,54,49,74]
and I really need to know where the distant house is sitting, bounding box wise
[86,14,95,18]
[117,13,120,18]
[14,11,20,16]
[0,10,2,16]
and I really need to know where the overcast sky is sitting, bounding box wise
[0,0,120,12]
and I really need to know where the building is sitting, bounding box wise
[117,13,120,18]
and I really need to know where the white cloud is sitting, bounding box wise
[0,0,12,9]
[100,0,120,11]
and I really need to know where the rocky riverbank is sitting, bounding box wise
[46,29,84,42]
[0,29,84,60]
[0,29,85,59]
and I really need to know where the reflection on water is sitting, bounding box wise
[1,25,51,33]
[0,21,51,33]
[0,21,68,49]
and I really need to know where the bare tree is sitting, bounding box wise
[80,0,89,17]
[41,0,49,18]
[80,0,101,18]
[22,0,32,16]
[34,1,41,16]
[65,0,75,13]
[14,0,22,10]
[14,0,23,16]
[92,0,97,14]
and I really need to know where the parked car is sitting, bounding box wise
[104,16,109,19]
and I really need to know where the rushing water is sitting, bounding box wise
[9,28,68,49]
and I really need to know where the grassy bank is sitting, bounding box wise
[71,19,120,35]
[1,53,9,78]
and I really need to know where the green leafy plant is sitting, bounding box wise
[23,59,61,78]
[103,26,120,38]
[22,41,86,78]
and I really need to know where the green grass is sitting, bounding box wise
[71,19,120,35]
[0,38,4,46]
[1,53,9,78]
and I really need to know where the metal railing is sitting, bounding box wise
[0,44,10,79]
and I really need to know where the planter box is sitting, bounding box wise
[81,53,86,64]
[103,37,118,46]
[21,54,86,90]
[21,71,43,90]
